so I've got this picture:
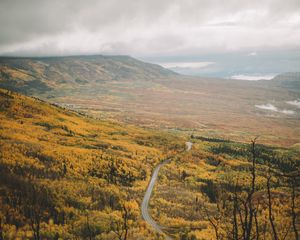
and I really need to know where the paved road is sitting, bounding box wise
[186,141,193,151]
[141,142,193,239]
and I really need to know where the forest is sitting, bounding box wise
[0,88,299,239]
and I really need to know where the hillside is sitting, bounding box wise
[0,88,184,239]
[0,55,176,94]
[0,55,299,146]
[0,89,299,239]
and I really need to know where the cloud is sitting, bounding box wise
[160,62,215,69]
[248,52,257,56]
[255,104,278,111]
[0,0,300,56]
[280,109,295,115]
[231,74,276,81]
[255,103,295,115]
[286,100,300,108]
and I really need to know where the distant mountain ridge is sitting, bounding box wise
[0,55,177,94]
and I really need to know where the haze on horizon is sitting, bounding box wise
[1,0,300,78]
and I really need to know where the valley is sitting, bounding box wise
[0,56,299,146]
[1,1,299,239]
[0,56,299,239]
[1,88,298,239]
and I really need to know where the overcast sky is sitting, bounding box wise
[0,0,300,58]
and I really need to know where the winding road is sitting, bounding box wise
[141,142,193,239]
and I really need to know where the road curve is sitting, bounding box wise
[141,142,193,239]
[186,141,193,151]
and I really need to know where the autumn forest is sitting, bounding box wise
[0,82,299,239]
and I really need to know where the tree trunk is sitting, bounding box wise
[267,173,278,240]
[233,191,239,240]
[254,209,259,240]
[291,179,299,240]
[245,139,257,240]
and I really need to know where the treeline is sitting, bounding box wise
[191,135,231,143]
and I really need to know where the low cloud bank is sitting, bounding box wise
[231,74,276,81]
[255,103,295,115]
[286,100,300,108]
[160,61,215,69]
